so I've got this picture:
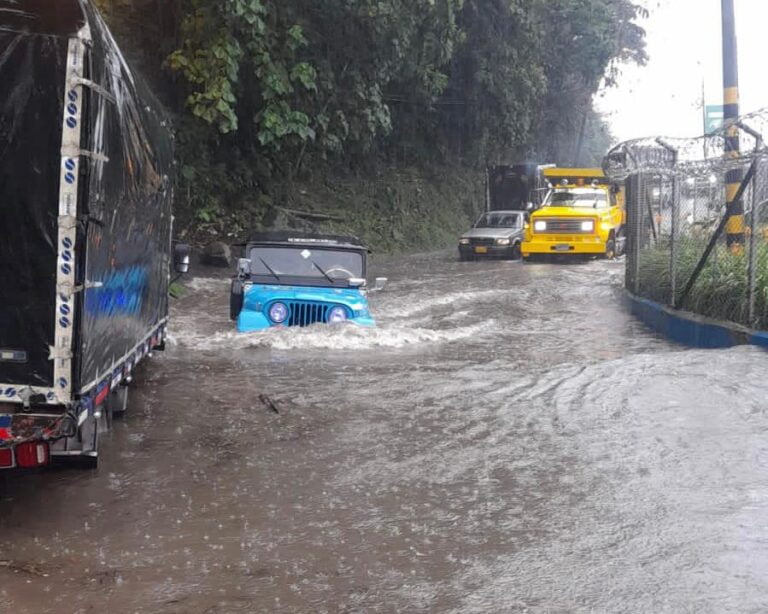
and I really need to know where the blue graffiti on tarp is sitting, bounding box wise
[85,266,149,317]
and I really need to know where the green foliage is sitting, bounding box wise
[534,0,648,165]
[281,165,485,254]
[168,23,241,133]
[97,0,647,242]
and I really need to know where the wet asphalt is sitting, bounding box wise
[2,251,768,613]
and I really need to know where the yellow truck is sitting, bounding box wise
[521,168,625,260]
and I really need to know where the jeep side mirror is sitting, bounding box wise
[373,277,388,292]
[173,243,191,274]
[237,258,252,278]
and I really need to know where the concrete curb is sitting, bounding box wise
[625,292,768,349]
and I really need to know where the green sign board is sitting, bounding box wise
[704,105,724,134]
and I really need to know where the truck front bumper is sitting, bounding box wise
[522,235,606,256]
[458,244,516,259]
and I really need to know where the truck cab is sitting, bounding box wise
[521,168,625,260]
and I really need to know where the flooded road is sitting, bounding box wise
[2,251,768,613]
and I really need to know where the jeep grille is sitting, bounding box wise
[280,301,333,327]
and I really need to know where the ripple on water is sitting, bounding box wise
[173,318,499,352]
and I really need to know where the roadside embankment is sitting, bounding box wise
[179,164,485,255]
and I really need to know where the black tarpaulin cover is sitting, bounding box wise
[0,0,173,399]
[488,165,534,211]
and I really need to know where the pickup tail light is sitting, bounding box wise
[15,442,50,468]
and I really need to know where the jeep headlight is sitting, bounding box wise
[328,305,348,323]
[580,220,595,232]
[268,302,289,323]
[459,238,470,245]
[533,220,547,232]
[495,238,511,246]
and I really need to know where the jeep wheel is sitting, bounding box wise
[230,280,244,320]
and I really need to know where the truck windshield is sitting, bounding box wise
[474,212,521,228]
[248,246,364,281]
[544,189,608,208]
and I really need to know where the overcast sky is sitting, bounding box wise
[596,0,768,144]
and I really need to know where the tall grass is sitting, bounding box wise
[635,237,768,330]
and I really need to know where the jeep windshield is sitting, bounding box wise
[474,212,521,228]
[248,246,364,283]
[544,188,608,208]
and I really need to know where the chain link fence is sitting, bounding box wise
[604,108,768,331]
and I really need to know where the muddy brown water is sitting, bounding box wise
[2,252,768,613]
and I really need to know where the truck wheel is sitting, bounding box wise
[605,238,616,260]
[230,280,244,320]
[615,229,627,257]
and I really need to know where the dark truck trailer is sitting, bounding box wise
[0,0,175,469]
[486,163,554,212]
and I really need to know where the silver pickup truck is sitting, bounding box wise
[458,210,529,261]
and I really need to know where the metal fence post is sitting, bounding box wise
[635,175,642,294]
[748,168,758,326]
[670,174,678,306]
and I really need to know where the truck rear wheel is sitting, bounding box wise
[615,228,627,257]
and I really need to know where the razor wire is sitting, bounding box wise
[604,106,768,331]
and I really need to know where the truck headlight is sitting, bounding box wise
[268,302,289,323]
[533,220,547,232]
[459,238,470,245]
[328,306,348,323]
[495,238,511,246]
[581,220,595,232]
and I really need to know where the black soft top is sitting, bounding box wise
[246,231,369,251]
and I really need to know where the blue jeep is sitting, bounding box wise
[230,233,386,332]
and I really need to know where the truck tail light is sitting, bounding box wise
[0,448,12,468]
[15,442,50,468]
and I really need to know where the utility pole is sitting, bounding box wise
[722,0,744,250]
